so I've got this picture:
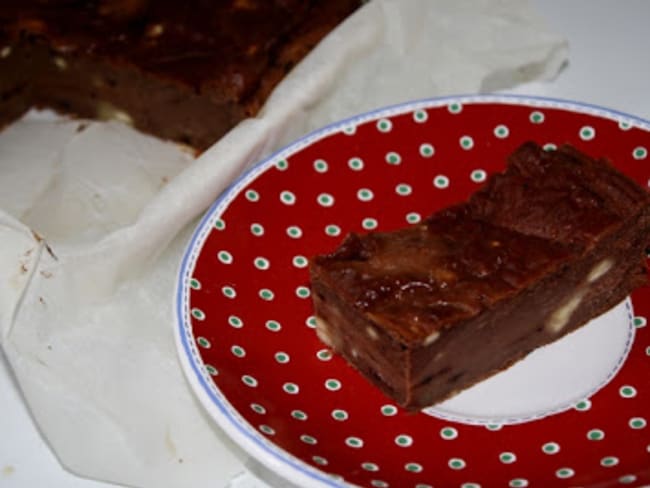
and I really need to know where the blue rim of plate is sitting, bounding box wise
[174,93,650,488]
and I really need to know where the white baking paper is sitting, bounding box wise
[0,1,568,487]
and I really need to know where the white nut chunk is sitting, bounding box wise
[587,258,614,283]
[423,330,440,346]
[366,326,379,340]
[146,23,165,37]
[546,289,585,334]
[315,316,334,348]
[52,56,67,70]
[96,101,134,126]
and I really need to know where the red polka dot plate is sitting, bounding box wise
[175,95,650,488]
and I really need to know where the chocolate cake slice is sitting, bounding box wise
[0,0,361,151]
[310,142,650,410]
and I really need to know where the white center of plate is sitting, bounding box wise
[423,299,635,425]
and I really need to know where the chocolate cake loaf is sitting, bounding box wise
[310,142,650,410]
[0,0,361,151]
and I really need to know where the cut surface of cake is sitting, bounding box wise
[0,0,361,151]
[310,142,650,410]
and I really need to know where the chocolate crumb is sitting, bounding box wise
[45,243,58,261]
[31,230,43,243]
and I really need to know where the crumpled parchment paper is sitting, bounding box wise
[0,1,568,486]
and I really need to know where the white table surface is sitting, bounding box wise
[2,1,650,487]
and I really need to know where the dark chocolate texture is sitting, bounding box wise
[0,0,361,150]
[310,142,650,409]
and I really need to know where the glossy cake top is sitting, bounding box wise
[312,207,575,344]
